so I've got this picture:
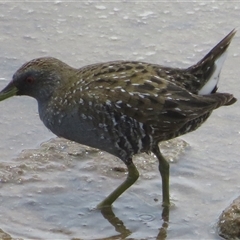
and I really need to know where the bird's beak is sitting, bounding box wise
[0,81,18,101]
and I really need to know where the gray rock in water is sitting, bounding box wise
[218,196,240,240]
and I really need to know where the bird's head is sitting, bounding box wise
[0,57,73,103]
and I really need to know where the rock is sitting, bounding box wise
[218,196,240,240]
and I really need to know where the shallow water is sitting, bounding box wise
[0,2,240,240]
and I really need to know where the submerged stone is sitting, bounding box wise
[218,196,240,240]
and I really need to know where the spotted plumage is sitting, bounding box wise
[0,29,237,209]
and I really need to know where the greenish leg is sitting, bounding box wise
[153,146,170,207]
[97,161,139,209]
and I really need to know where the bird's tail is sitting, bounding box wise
[209,92,237,108]
[188,29,236,95]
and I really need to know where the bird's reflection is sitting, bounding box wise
[100,207,131,239]
[156,206,169,240]
[100,206,170,240]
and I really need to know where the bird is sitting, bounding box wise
[0,29,237,209]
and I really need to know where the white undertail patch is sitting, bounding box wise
[198,51,227,95]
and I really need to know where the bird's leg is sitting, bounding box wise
[153,146,170,207]
[97,160,139,209]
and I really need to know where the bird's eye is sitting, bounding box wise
[25,76,35,84]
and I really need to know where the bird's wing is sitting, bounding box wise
[77,67,233,135]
